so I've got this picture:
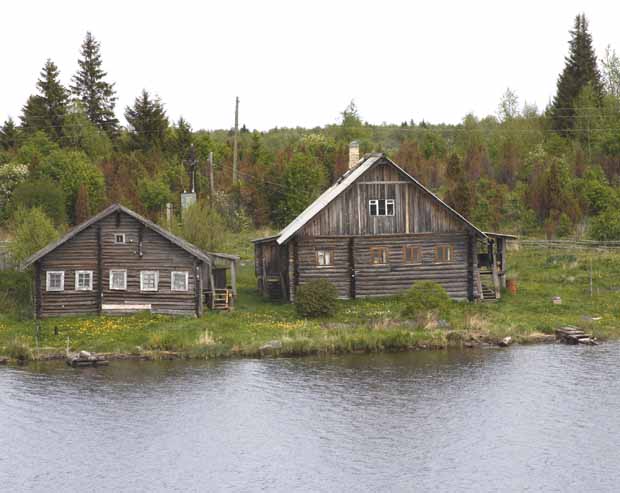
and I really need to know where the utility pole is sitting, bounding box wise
[232,96,239,184]
[208,151,215,198]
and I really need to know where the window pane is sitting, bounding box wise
[378,200,386,215]
[369,200,378,215]
[111,271,126,289]
[386,200,394,215]
[172,272,187,291]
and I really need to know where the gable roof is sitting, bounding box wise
[22,203,217,269]
[270,153,486,245]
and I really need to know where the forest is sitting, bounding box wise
[2,13,620,263]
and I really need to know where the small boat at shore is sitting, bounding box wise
[66,350,109,367]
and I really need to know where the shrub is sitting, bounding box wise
[11,178,67,225]
[5,337,31,362]
[8,207,59,265]
[295,279,338,318]
[0,270,32,319]
[401,281,451,323]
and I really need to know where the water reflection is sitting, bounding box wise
[1,345,619,492]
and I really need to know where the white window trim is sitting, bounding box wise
[369,199,395,216]
[75,270,93,291]
[46,271,65,291]
[140,271,159,292]
[171,271,189,291]
[109,269,127,290]
[114,233,126,244]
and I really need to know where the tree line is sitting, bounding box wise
[2,13,620,260]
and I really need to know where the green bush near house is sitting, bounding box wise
[295,279,338,318]
[0,270,33,319]
[401,281,451,322]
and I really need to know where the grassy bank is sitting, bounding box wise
[1,244,619,362]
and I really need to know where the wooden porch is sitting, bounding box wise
[202,252,239,311]
[477,232,517,301]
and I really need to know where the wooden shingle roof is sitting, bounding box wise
[21,203,235,269]
[264,153,486,245]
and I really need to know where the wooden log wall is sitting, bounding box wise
[300,160,465,238]
[295,232,472,301]
[353,233,470,300]
[296,237,352,299]
[38,212,199,317]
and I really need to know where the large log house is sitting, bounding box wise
[254,143,515,302]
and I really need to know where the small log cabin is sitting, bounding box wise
[22,204,239,318]
[254,145,515,302]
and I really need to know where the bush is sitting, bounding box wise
[401,281,451,322]
[4,337,32,362]
[0,270,32,318]
[9,207,59,265]
[295,279,338,318]
[11,178,67,225]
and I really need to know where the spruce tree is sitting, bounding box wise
[20,59,69,141]
[174,117,193,158]
[0,118,20,150]
[550,14,603,134]
[124,90,169,151]
[71,32,118,134]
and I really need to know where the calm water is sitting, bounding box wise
[1,344,620,492]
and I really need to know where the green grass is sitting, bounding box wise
[1,245,619,361]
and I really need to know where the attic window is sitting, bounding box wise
[369,199,395,216]
[114,233,126,244]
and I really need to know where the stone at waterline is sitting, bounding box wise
[498,336,513,347]
[260,340,283,352]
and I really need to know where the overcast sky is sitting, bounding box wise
[1,1,618,131]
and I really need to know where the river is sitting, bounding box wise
[1,343,619,492]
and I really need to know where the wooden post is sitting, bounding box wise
[208,151,215,198]
[467,233,475,302]
[349,237,356,299]
[96,225,103,315]
[499,237,507,289]
[34,261,41,319]
[489,239,501,299]
[232,96,239,184]
[195,260,203,317]
[230,259,237,297]
[288,241,296,302]
[209,265,216,309]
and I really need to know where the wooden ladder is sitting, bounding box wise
[213,289,231,310]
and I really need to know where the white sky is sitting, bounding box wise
[1,0,618,131]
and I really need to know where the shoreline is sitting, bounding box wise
[0,329,563,365]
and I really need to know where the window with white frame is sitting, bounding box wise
[369,199,395,216]
[75,271,93,291]
[109,270,127,290]
[114,233,126,244]
[171,271,189,291]
[140,271,159,291]
[46,271,64,291]
[316,250,333,267]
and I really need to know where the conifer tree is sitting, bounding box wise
[0,118,20,150]
[550,14,603,134]
[124,90,169,152]
[71,32,118,134]
[174,117,193,158]
[20,59,69,141]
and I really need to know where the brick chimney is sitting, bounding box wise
[348,141,360,169]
